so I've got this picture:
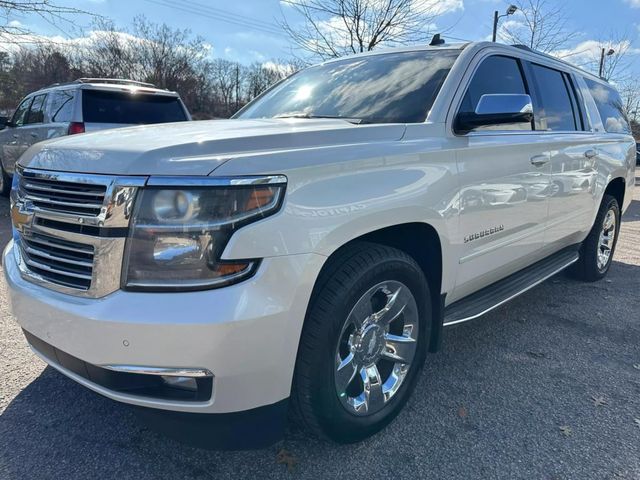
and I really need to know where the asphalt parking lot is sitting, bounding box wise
[1,180,639,480]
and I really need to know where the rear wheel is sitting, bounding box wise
[291,243,430,443]
[571,194,620,281]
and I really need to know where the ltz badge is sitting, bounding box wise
[464,225,505,243]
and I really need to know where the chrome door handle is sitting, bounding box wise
[530,154,549,167]
[29,133,38,138]
[12,134,18,139]
[584,149,597,159]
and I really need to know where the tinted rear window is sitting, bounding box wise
[584,79,630,134]
[82,90,187,124]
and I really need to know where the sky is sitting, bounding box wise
[3,0,640,78]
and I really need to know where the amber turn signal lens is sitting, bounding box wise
[244,187,276,211]
[215,262,250,276]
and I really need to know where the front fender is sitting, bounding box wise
[221,148,460,294]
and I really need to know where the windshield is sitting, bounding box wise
[235,50,459,124]
[82,90,188,124]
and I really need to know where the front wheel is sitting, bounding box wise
[291,243,430,443]
[570,194,620,281]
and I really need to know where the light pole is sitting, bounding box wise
[598,47,615,78]
[492,5,518,42]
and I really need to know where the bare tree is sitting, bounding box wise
[245,58,305,101]
[0,14,307,119]
[0,1,96,45]
[594,34,634,82]
[209,59,242,117]
[499,0,572,53]
[619,79,640,123]
[280,0,443,60]
[74,20,137,79]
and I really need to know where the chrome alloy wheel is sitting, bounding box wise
[334,280,419,416]
[597,208,617,271]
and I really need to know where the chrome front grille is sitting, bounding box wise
[19,175,107,217]
[11,167,146,298]
[19,232,94,290]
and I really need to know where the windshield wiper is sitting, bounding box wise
[273,113,368,124]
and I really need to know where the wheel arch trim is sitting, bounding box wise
[304,221,447,354]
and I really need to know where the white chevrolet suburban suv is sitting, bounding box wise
[4,42,635,448]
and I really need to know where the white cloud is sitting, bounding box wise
[423,0,464,14]
[8,20,23,28]
[312,0,458,52]
[0,29,214,60]
[553,39,640,70]
[625,0,640,7]
[249,50,266,61]
[261,60,297,75]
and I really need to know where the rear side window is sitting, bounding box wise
[26,94,47,124]
[82,90,187,124]
[584,79,631,134]
[459,55,531,131]
[530,64,577,131]
[49,90,74,123]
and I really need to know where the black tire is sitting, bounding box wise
[290,242,431,443]
[570,194,620,282]
[0,161,10,197]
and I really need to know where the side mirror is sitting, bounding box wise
[456,94,534,133]
[0,116,8,130]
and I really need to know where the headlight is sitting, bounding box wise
[123,176,286,291]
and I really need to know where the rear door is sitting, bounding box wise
[22,93,48,150]
[526,63,598,251]
[81,89,189,131]
[449,54,552,302]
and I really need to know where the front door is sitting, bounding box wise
[448,54,551,302]
[0,96,33,174]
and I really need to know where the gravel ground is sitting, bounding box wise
[1,180,639,480]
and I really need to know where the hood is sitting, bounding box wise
[18,119,406,176]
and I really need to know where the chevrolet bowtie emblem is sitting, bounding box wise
[10,200,35,233]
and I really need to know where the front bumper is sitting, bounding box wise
[4,240,324,415]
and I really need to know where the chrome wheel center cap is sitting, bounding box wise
[352,325,385,364]
[335,280,420,417]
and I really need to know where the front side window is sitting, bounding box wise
[82,90,188,124]
[11,97,33,127]
[459,55,531,131]
[236,50,460,124]
[26,94,47,124]
[584,78,631,134]
[530,64,577,131]
[49,90,74,123]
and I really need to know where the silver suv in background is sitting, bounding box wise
[0,78,191,195]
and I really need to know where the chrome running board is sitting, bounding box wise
[443,247,579,327]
